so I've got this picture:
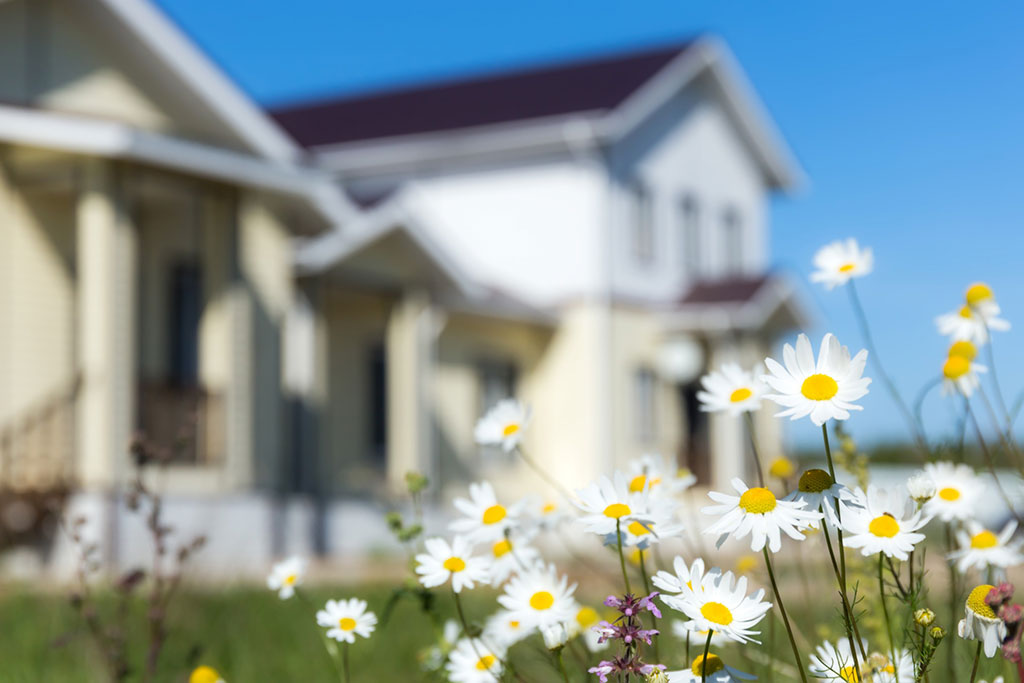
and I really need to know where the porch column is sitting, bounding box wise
[385,289,435,494]
[75,159,136,490]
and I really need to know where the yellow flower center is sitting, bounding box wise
[769,457,795,479]
[509,620,520,628]
[190,666,222,683]
[798,468,834,493]
[443,556,466,572]
[603,503,631,519]
[339,617,357,631]
[482,504,507,525]
[627,520,652,536]
[949,340,977,361]
[730,387,753,403]
[971,530,999,549]
[492,540,512,558]
[502,423,520,437]
[938,487,961,501]
[966,283,994,306]
[839,665,861,682]
[530,591,555,610]
[629,474,663,492]
[700,601,734,625]
[958,305,974,319]
[735,555,758,574]
[576,606,600,628]
[691,653,725,676]
[738,487,777,514]
[943,356,970,380]
[284,574,297,585]
[868,513,900,538]
[475,654,497,671]
[542,502,557,514]
[801,373,839,401]
[966,584,997,619]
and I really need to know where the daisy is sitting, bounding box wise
[497,563,577,630]
[316,598,377,644]
[936,304,1011,345]
[574,472,653,537]
[696,363,764,416]
[940,350,986,397]
[488,534,541,584]
[474,399,530,452]
[958,584,1007,658]
[450,481,524,544]
[612,495,685,548]
[415,536,491,593]
[841,486,929,561]
[662,569,771,644]
[762,333,871,426]
[666,653,755,682]
[570,604,609,651]
[627,453,697,496]
[446,637,505,683]
[810,238,873,289]
[189,666,225,683]
[784,468,861,528]
[266,556,306,600]
[966,282,1003,318]
[671,620,730,648]
[865,649,915,683]
[808,638,865,682]
[653,556,719,599]
[525,497,572,531]
[702,478,821,553]
[484,610,531,648]
[768,456,796,480]
[921,462,983,522]
[949,520,1023,574]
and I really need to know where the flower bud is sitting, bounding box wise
[929,626,945,641]
[914,608,935,626]
[541,623,569,651]
[906,472,936,503]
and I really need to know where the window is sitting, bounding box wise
[679,195,701,276]
[633,367,657,444]
[368,342,388,463]
[478,360,518,460]
[169,261,201,386]
[630,184,655,264]
[721,207,744,275]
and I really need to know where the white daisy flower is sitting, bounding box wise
[627,453,697,496]
[662,569,771,644]
[483,610,531,649]
[653,556,720,599]
[671,620,730,648]
[905,471,937,504]
[474,399,530,452]
[866,649,916,683]
[316,598,377,644]
[841,486,929,561]
[446,637,505,683]
[762,333,871,426]
[966,282,1004,318]
[940,349,987,397]
[702,478,822,553]
[611,495,685,548]
[696,363,764,416]
[921,462,983,522]
[540,622,570,650]
[935,304,1010,346]
[569,604,608,651]
[450,481,525,544]
[958,584,1008,658]
[422,620,461,672]
[415,536,491,593]
[809,638,866,682]
[523,496,573,531]
[266,556,306,600]
[497,563,577,630]
[949,520,1023,574]
[666,653,755,682]
[810,238,873,289]
[783,468,861,529]
[487,534,541,584]
[574,472,653,537]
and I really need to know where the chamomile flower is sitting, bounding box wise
[446,637,505,683]
[484,610,531,648]
[921,462,983,522]
[841,486,928,561]
[783,468,861,529]
[189,666,225,683]
[663,569,771,644]
[696,363,764,416]
[266,555,306,600]
[316,598,377,644]
[666,653,755,682]
[965,282,1004,319]
[702,478,821,553]
[570,604,609,651]
[488,534,541,584]
[940,350,987,397]
[949,520,1023,574]
[808,638,866,682]
[525,497,572,531]
[768,456,796,480]
[497,563,577,630]
[474,399,530,452]
[612,496,685,548]
[653,556,719,599]
[762,333,871,426]
[958,584,1007,658]
[450,481,524,544]
[862,649,915,683]
[415,536,491,593]
[671,620,730,648]
[574,472,653,537]
[627,453,697,496]
[810,238,873,289]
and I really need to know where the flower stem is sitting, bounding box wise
[342,642,350,683]
[615,519,632,595]
[701,629,714,683]
[556,649,570,683]
[820,505,866,667]
[944,523,959,680]
[964,399,1023,524]
[743,412,766,487]
[762,548,809,683]
[878,554,896,669]
[452,588,502,683]
[968,642,982,683]
[639,549,660,662]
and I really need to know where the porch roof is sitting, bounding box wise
[662,273,811,336]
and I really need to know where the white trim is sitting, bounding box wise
[661,275,811,334]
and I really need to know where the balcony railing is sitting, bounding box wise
[136,382,225,465]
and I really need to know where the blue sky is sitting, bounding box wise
[158,0,1024,448]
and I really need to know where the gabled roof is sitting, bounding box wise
[664,273,811,334]
[270,42,694,147]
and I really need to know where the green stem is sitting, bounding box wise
[615,519,632,595]
[342,642,350,683]
[762,548,809,683]
[965,399,1023,524]
[556,649,570,683]
[639,549,659,661]
[944,524,959,680]
[743,412,766,487]
[968,642,982,683]
[821,505,867,667]
[701,629,714,683]
[878,554,896,676]
[452,588,502,683]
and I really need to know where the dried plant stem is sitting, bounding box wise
[762,548,809,683]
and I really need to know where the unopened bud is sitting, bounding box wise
[914,608,935,626]
[906,473,936,503]
[929,626,945,640]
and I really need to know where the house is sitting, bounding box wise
[0,0,807,572]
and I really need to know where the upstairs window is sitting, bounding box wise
[630,184,655,265]
[679,195,701,277]
[721,206,744,275]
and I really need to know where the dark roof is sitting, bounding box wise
[680,275,770,305]
[270,42,694,148]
